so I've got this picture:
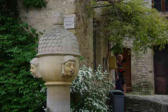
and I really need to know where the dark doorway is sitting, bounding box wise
[154,45,168,94]
[122,48,132,92]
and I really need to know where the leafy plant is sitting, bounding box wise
[71,65,113,112]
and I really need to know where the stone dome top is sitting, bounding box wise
[37,26,80,56]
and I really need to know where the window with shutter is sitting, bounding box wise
[153,0,168,12]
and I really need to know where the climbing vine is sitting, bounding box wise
[96,0,168,53]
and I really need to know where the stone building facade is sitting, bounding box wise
[19,0,168,95]
[93,0,168,95]
[94,0,168,95]
[19,0,93,67]
[93,16,155,94]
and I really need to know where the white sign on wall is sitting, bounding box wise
[64,14,76,29]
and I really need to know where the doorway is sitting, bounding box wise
[122,48,132,92]
[154,45,168,94]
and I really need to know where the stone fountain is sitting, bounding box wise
[30,25,80,112]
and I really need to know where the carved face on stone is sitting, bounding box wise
[62,56,76,77]
[64,61,75,76]
[30,58,41,78]
[30,64,37,76]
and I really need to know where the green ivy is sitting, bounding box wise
[22,0,46,8]
[0,0,46,16]
[0,16,46,112]
[0,0,46,111]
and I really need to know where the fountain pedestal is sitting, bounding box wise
[30,26,80,112]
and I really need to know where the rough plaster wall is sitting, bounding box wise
[19,0,76,32]
[19,0,93,67]
[95,35,108,68]
[75,0,94,67]
[94,24,108,67]
[95,34,103,66]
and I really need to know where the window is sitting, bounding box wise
[153,0,168,12]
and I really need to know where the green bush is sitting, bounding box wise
[0,16,46,112]
[0,0,47,111]
[71,65,113,112]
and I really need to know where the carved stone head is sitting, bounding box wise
[30,26,80,85]
[30,58,41,78]
[62,56,76,77]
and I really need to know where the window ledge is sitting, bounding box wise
[160,12,168,18]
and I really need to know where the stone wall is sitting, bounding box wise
[94,8,109,69]
[125,95,168,112]
[19,0,76,32]
[131,50,155,94]
[130,0,155,95]
[19,0,155,94]
[75,0,94,67]
[123,37,155,94]
[94,25,108,68]
[19,0,93,67]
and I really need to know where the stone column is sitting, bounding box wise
[46,84,70,112]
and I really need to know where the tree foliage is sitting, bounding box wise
[101,0,168,53]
